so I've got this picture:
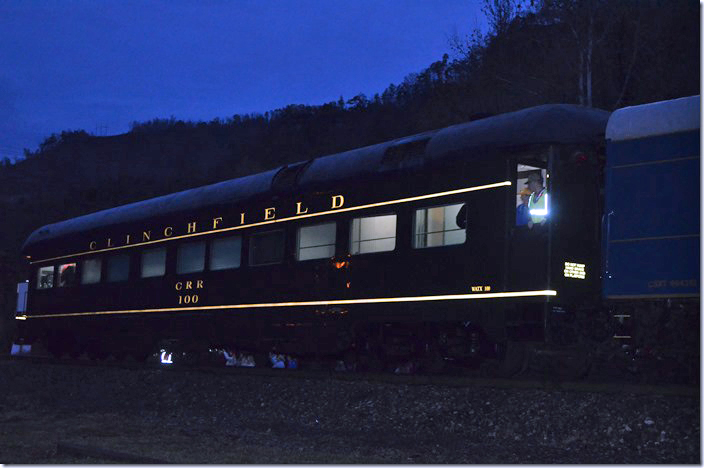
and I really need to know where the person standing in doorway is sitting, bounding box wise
[516,187,532,226]
[526,172,548,229]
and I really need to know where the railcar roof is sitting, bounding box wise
[606,95,700,142]
[23,103,609,252]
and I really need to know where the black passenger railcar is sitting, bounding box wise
[17,104,610,368]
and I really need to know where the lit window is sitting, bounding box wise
[210,236,242,270]
[350,214,397,255]
[141,247,166,278]
[81,258,102,284]
[297,222,336,261]
[250,230,285,266]
[58,263,77,287]
[413,203,466,248]
[517,163,548,226]
[36,266,54,289]
[107,254,130,282]
[177,241,205,274]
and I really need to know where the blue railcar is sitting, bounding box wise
[603,96,700,299]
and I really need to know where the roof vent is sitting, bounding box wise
[381,138,430,170]
[271,160,313,192]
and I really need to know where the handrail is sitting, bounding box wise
[603,210,614,280]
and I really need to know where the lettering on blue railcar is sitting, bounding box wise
[669,279,697,288]
[648,279,697,289]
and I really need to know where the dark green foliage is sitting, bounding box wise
[0,0,698,328]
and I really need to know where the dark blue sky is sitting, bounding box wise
[0,0,486,160]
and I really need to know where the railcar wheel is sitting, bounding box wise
[363,354,384,373]
[579,308,616,343]
[46,337,63,359]
[112,350,128,361]
[129,338,155,363]
[130,349,152,363]
[87,349,109,361]
[68,342,85,359]
[342,349,358,372]
[357,347,384,373]
[253,352,269,368]
[559,352,592,380]
[45,332,72,358]
[527,344,592,380]
[418,343,446,374]
[497,340,527,377]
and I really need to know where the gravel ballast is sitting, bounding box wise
[0,358,699,463]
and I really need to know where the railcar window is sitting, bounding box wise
[413,203,466,248]
[36,265,54,289]
[177,241,206,274]
[81,258,102,284]
[141,247,167,278]
[210,236,242,270]
[250,230,285,266]
[58,263,77,287]
[350,214,397,255]
[107,254,130,282]
[297,222,336,261]
[516,163,548,227]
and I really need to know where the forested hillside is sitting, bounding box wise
[0,0,698,341]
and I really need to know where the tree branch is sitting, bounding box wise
[613,14,642,109]
[494,74,541,96]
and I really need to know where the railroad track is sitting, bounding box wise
[55,442,168,464]
[3,352,697,397]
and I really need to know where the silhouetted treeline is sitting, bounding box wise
[0,0,698,335]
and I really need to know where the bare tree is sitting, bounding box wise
[539,0,620,107]
[482,0,520,36]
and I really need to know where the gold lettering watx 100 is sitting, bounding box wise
[87,194,346,251]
